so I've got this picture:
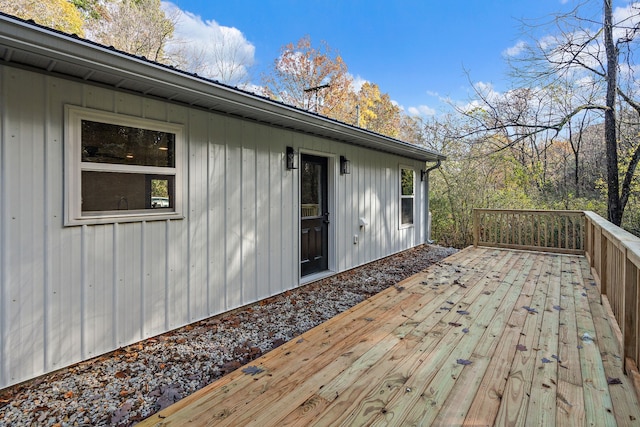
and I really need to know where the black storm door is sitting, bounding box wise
[300,155,329,276]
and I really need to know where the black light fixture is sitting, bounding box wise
[421,170,427,181]
[286,146,298,170]
[340,156,351,175]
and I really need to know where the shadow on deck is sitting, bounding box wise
[139,246,640,426]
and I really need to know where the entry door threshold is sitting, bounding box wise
[300,270,335,285]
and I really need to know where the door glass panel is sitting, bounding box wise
[301,159,322,217]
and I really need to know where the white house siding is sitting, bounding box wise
[0,65,429,388]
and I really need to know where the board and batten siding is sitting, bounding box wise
[0,65,429,388]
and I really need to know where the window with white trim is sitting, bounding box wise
[400,167,414,227]
[65,106,184,225]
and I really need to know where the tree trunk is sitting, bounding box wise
[604,0,622,225]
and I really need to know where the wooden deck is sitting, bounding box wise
[139,247,640,426]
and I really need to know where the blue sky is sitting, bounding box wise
[164,1,607,116]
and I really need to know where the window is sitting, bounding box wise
[400,167,414,227]
[65,106,183,225]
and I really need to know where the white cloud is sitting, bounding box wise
[407,105,436,117]
[503,40,527,57]
[162,2,255,86]
[613,3,640,41]
[350,74,369,92]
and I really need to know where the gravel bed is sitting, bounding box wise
[0,244,457,426]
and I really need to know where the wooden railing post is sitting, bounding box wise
[473,209,479,247]
[624,254,638,362]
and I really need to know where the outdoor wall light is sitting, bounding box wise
[286,146,298,170]
[340,156,351,175]
[421,170,427,181]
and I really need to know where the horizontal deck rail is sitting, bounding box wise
[474,208,640,398]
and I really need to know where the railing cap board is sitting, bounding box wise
[625,241,640,268]
[476,208,584,215]
[587,212,638,240]
[585,211,640,266]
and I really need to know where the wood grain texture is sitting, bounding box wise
[138,248,640,427]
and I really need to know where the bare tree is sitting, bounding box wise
[85,0,175,63]
[164,8,255,87]
[459,1,640,226]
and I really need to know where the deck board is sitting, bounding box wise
[139,247,640,427]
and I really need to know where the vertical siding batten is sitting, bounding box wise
[208,114,225,315]
[188,109,208,321]
[241,123,257,304]
[255,129,270,300]
[42,75,51,374]
[0,65,6,387]
[113,223,119,348]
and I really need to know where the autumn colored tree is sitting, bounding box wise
[262,35,352,119]
[353,82,401,137]
[0,0,85,36]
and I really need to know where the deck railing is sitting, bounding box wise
[473,208,640,394]
[584,211,640,391]
[473,209,585,254]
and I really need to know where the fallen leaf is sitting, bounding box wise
[111,402,133,424]
[581,333,593,342]
[457,310,470,315]
[242,365,264,376]
[153,384,183,411]
[448,322,463,327]
[114,371,127,379]
[553,305,564,311]
[220,361,242,374]
[523,306,538,314]
[271,338,287,349]
[607,377,623,385]
[516,344,527,352]
[439,307,451,311]
[541,357,553,363]
[462,328,469,333]
[456,359,472,365]
[64,391,74,399]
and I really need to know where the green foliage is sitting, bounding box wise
[401,168,414,196]
[151,179,168,198]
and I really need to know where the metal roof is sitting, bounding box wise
[0,13,444,163]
